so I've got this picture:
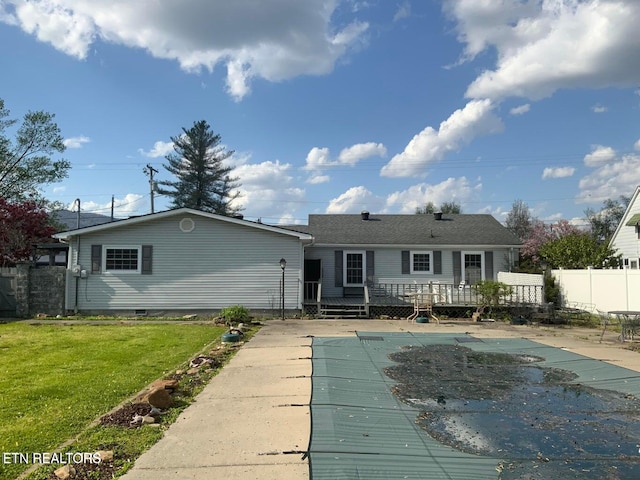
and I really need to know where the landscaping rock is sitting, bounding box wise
[96,450,114,463]
[142,415,156,424]
[54,464,76,480]
[150,379,179,391]
[145,387,173,409]
[186,367,199,375]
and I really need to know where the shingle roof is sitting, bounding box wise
[293,213,521,246]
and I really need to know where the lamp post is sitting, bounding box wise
[279,258,286,320]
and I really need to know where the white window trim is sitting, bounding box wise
[103,245,142,274]
[343,250,366,286]
[461,251,485,284]
[410,250,433,274]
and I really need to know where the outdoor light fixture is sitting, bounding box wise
[280,258,286,320]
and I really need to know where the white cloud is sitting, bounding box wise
[393,1,411,22]
[307,174,330,185]
[326,186,384,214]
[0,1,369,100]
[381,99,503,177]
[591,104,608,113]
[230,159,305,222]
[63,135,90,148]
[72,193,146,217]
[542,166,575,179]
[634,139,640,151]
[577,150,640,204]
[509,104,530,115]
[53,186,66,194]
[385,177,481,214]
[448,0,640,101]
[338,142,387,165]
[139,141,174,158]
[303,142,386,181]
[583,145,616,167]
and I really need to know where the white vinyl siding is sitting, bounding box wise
[610,194,640,266]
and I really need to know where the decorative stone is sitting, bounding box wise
[175,369,184,375]
[145,387,173,409]
[96,450,114,462]
[150,379,179,391]
[186,367,199,375]
[54,465,76,480]
[142,415,156,424]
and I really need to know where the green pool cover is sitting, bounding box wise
[308,332,640,479]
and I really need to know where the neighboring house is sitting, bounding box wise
[291,211,522,316]
[53,208,313,314]
[610,185,640,269]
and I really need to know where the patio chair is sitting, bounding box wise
[597,310,613,343]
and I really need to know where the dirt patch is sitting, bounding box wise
[385,344,640,479]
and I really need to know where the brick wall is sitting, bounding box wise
[15,263,66,317]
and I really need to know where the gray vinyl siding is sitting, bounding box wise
[67,214,304,312]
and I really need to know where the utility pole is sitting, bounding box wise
[143,164,159,213]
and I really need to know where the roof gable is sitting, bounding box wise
[300,213,521,246]
[53,208,313,241]
[610,185,640,247]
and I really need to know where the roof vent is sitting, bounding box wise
[233,214,244,220]
[434,212,443,221]
[361,210,370,221]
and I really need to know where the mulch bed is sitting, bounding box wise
[99,402,153,428]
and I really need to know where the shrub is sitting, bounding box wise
[220,305,250,325]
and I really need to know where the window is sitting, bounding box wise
[103,246,141,273]
[462,251,484,285]
[631,259,639,270]
[344,251,365,286]
[410,251,432,274]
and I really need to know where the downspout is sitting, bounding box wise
[74,235,80,314]
[74,198,81,314]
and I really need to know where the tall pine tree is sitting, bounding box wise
[157,120,241,215]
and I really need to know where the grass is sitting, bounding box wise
[0,321,230,480]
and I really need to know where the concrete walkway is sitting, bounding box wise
[120,319,640,480]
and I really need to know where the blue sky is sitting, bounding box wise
[1,0,639,226]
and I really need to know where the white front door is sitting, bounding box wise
[463,251,484,285]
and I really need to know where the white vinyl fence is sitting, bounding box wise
[552,268,640,312]
[497,271,544,304]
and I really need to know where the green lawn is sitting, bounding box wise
[0,322,227,480]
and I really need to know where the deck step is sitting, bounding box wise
[319,304,368,319]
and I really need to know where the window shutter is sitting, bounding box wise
[401,250,410,274]
[433,251,442,275]
[366,250,375,285]
[484,251,493,280]
[142,245,153,275]
[91,245,102,273]
[334,250,343,287]
[453,251,461,286]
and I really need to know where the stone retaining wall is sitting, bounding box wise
[15,263,66,317]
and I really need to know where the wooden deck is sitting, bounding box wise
[302,281,544,318]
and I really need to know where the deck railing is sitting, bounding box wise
[372,282,544,307]
[303,280,544,307]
